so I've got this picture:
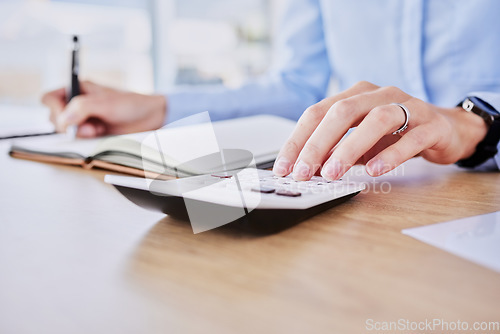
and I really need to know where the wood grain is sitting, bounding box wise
[1,141,499,334]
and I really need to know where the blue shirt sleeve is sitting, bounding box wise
[165,0,331,123]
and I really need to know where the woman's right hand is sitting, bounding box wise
[41,81,167,138]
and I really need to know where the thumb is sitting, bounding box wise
[56,95,105,132]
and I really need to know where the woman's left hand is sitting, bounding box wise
[273,81,488,180]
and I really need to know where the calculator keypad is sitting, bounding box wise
[209,169,347,198]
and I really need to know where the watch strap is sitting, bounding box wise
[456,120,500,168]
[456,97,500,168]
[461,97,497,126]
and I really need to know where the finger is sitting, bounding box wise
[321,102,412,180]
[273,81,379,176]
[56,95,106,132]
[95,121,107,136]
[79,80,107,95]
[77,119,107,138]
[366,125,438,176]
[273,97,338,176]
[292,86,408,180]
[41,87,66,110]
[77,123,98,138]
[41,88,67,126]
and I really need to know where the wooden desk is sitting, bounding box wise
[1,140,499,334]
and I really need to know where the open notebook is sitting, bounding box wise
[9,114,296,179]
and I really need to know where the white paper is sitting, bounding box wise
[12,113,296,165]
[0,104,54,138]
[402,211,500,273]
[140,112,220,167]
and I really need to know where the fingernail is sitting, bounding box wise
[367,159,386,176]
[273,156,291,176]
[321,158,342,180]
[293,160,311,180]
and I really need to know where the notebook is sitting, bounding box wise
[9,114,296,179]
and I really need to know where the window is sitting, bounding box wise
[0,0,276,105]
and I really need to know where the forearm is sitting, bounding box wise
[165,74,325,123]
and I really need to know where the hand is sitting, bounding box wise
[273,81,488,180]
[41,81,167,138]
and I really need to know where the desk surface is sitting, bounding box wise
[1,140,499,334]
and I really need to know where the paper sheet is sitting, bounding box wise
[0,105,54,138]
[402,211,500,273]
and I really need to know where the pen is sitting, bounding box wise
[67,35,80,139]
[0,131,56,141]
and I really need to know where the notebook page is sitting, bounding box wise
[212,115,296,162]
[11,134,101,159]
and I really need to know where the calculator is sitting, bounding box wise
[105,168,365,233]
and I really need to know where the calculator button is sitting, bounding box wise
[276,189,302,197]
[251,186,276,194]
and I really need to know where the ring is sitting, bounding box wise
[391,103,410,135]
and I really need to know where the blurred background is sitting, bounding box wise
[0,0,280,105]
[0,0,282,134]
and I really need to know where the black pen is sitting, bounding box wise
[0,37,81,141]
[67,35,80,138]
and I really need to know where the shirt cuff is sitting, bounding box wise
[467,91,500,112]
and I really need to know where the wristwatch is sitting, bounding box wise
[455,96,500,168]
